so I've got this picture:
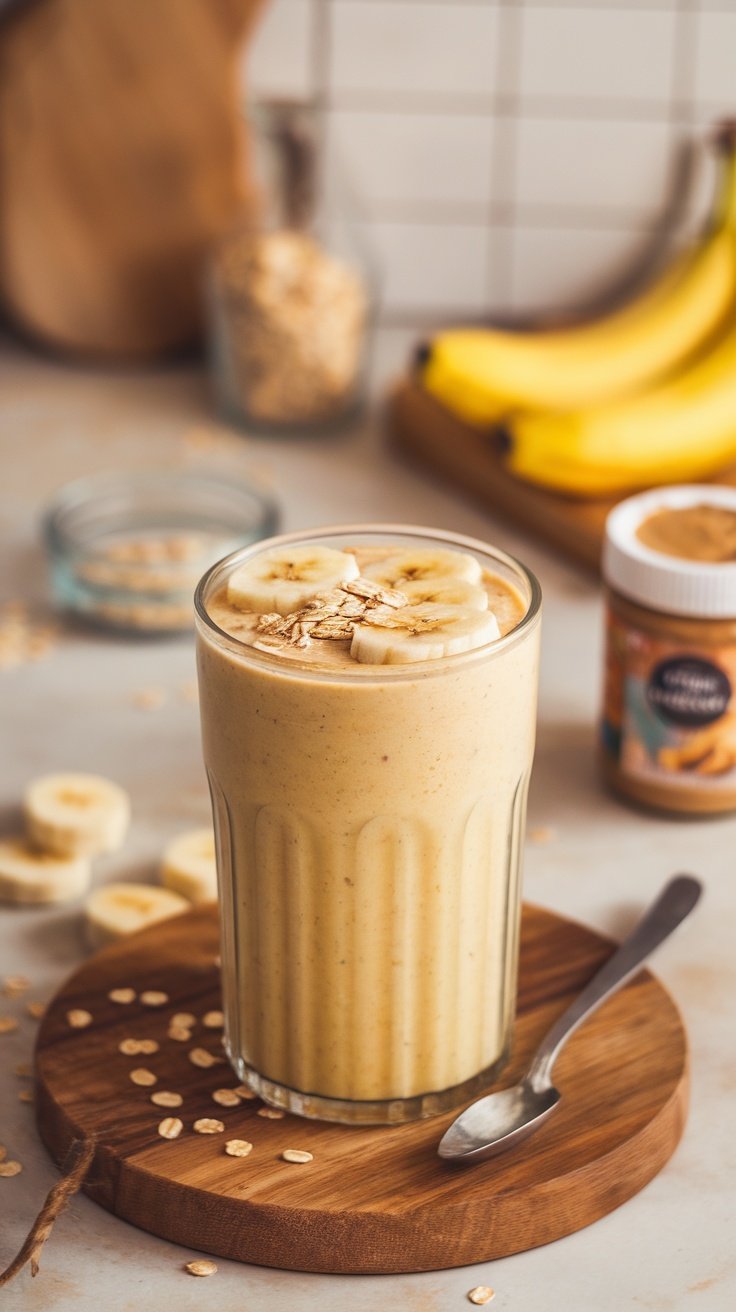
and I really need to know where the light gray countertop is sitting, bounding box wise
[0,333,733,1311]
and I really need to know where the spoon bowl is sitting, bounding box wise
[438,1082,561,1162]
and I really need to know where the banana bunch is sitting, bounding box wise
[419,126,736,498]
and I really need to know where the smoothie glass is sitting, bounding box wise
[195,525,541,1124]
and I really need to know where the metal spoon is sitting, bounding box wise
[438,874,702,1164]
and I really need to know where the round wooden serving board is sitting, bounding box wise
[35,903,688,1274]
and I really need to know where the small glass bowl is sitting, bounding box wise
[43,470,279,635]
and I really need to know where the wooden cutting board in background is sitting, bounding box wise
[0,0,266,358]
[389,377,736,571]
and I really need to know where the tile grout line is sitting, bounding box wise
[487,0,525,313]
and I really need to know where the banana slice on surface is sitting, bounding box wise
[228,546,360,616]
[85,882,189,951]
[400,579,488,610]
[362,548,482,589]
[351,603,500,665]
[161,828,217,904]
[0,837,91,905]
[24,773,130,858]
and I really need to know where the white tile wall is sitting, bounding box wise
[518,7,677,107]
[329,2,501,104]
[244,0,735,321]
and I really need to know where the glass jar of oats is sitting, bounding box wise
[601,484,736,815]
[207,99,375,434]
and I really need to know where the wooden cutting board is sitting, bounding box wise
[389,377,736,571]
[0,0,266,357]
[34,901,688,1274]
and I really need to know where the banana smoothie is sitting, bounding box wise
[195,526,541,1123]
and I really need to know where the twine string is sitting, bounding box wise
[0,1137,96,1287]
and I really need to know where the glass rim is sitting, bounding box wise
[43,468,279,558]
[194,522,542,684]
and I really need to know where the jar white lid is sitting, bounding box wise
[603,485,736,619]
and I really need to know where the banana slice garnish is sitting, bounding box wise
[400,579,488,611]
[24,772,130,858]
[161,828,217,904]
[351,602,500,665]
[362,548,482,589]
[85,881,189,951]
[0,837,92,905]
[228,545,359,616]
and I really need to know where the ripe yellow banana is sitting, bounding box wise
[419,130,736,423]
[504,309,736,497]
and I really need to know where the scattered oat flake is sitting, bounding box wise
[224,1139,253,1158]
[140,990,169,1007]
[185,1259,218,1277]
[234,1085,257,1100]
[14,1063,31,1078]
[168,1027,192,1042]
[119,1038,144,1055]
[529,826,557,846]
[257,1107,285,1120]
[18,1088,33,1103]
[0,1145,5,1161]
[202,1010,223,1028]
[171,1012,196,1028]
[188,1047,221,1068]
[0,1161,23,1177]
[281,1149,313,1164]
[66,1009,92,1028]
[0,1017,19,1034]
[108,987,136,1004]
[151,1090,183,1108]
[158,1117,183,1140]
[137,1039,160,1055]
[212,1088,240,1107]
[194,1118,224,1135]
[3,975,30,996]
[132,687,167,710]
[26,1001,46,1020]
[467,1288,495,1306]
[130,1068,157,1087]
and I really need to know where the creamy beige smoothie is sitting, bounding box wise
[195,526,541,1123]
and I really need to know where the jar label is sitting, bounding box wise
[602,612,736,791]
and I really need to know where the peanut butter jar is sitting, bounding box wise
[601,485,736,816]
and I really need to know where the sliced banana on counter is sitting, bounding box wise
[161,828,218,903]
[400,579,488,610]
[351,603,500,665]
[362,548,482,589]
[228,545,359,616]
[85,882,189,950]
[0,837,92,905]
[24,772,130,857]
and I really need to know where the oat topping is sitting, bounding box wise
[224,1139,253,1158]
[108,987,136,1004]
[171,1012,196,1028]
[137,1039,160,1055]
[257,1107,285,1120]
[253,576,409,651]
[0,1017,19,1034]
[467,1288,495,1306]
[202,1010,224,1029]
[168,1026,192,1042]
[234,1085,257,1100]
[119,1038,145,1055]
[0,1160,23,1177]
[26,1002,46,1020]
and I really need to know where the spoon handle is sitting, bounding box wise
[527,874,702,1091]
